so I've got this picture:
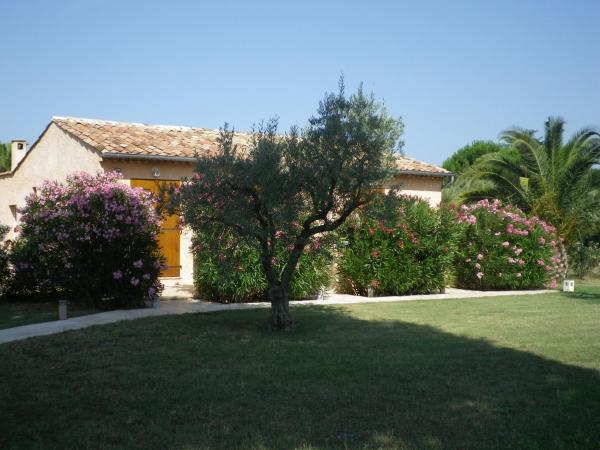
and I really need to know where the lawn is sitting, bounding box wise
[0,300,99,330]
[1,287,599,449]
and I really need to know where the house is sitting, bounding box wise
[0,117,451,282]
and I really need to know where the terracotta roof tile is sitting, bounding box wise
[52,117,448,175]
[394,155,450,176]
[53,116,251,159]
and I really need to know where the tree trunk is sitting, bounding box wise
[268,283,293,329]
[558,240,569,279]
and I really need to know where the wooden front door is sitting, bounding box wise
[131,179,181,277]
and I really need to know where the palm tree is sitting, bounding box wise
[460,117,600,244]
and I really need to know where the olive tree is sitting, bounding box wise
[178,82,403,328]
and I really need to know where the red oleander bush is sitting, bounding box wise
[193,228,335,303]
[337,193,459,296]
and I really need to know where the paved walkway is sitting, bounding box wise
[0,286,554,345]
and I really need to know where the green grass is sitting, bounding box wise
[1,287,599,449]
[0,300,99,330]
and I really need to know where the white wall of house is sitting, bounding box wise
[384,174,444,207]
[0,124,103,239]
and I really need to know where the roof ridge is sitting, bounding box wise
[51,116,236,134]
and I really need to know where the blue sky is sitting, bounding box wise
[1,0,599,165]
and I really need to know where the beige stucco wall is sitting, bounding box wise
[0,124,104,239]
[101,159,196,282]
[383,174,443,207]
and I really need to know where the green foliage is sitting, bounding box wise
[0,143,11,172]
[443,143,521,204]
[460,117,600,244]
[337,193,459,296]
[175,79,404,326]
[454,199,562,290]
[193,230,335,302]
[442,140,505,175]
[8,172,164,308]
[0,225,10,297]
[570,242,600,279]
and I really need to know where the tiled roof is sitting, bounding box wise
[52,117,449,175]
[52,116,252,159]
[394,155,450,176]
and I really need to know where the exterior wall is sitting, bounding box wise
[0,124,103,239]
[101,159,196,283]
[383,174,444,207]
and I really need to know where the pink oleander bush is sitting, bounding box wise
[9,172,164,308]
[337,194,460,296]
[454,199,564,290]
[0,225,10,297]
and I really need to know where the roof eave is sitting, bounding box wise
[395,169,453,178]
[101,152,197,163]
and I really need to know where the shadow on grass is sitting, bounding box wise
[562,285,600,302]
[0,305,599,449]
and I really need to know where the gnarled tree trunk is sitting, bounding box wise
[268,283,293,329]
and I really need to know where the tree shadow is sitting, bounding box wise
[1,305,599,449]
[562,287,600,302]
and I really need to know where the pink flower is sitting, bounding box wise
[148,287,156,296]
[113,271,123,280]
[130,277,140,286]
[477,253,484,260]
[537,259,545,266]
[476,272,484,279]
[475,263,481,269]
[142,273,151,280]
[538,237,546,245]
[502,241,510,248]
[516,273,522,278]
[133,259,143,268]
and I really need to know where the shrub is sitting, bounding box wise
[570,242,600,279]
[9,172,164,308]
[193,229,335,303]
[337,193,459,296]
[454,199,563,290]
[0,225,10,297]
